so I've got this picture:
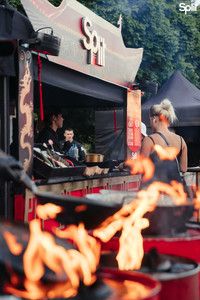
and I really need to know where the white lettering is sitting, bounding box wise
[81,17,106,66]
[82,17,92,50]
[179,2,198,14]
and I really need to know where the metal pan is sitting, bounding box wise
[0,164,124,230]
[36,190,123,229]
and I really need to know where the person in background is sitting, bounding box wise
[141,99,187,174]
[62,128,86,162]
[36,108,64,153]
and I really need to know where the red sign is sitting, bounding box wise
[126,90,141,154]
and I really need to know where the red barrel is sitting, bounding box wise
[143,229,200,263]
[143,229,200,299]
[99,268,161,300]
[157,268,199,300]
[101,236,200,300]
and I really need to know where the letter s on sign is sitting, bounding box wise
[82,17,92,50]
[179,3,185,11]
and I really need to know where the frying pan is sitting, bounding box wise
[8,166,123,229]
[36,190,123,229]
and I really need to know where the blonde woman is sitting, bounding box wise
[141,99,187,173]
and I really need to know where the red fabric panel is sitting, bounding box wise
[14,194,25,221]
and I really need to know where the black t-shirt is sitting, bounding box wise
[36,127,61,152]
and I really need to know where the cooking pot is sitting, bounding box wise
[86,153,104,163]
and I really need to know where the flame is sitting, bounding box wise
[75,204,88,213]
[126,155,155,181]
[154,144,179,160]
[3,231,23,255]
[116,218,149,270]
[94,178,188,270]
[23,219,99,288]
[54,223,101,277]
[5,279,77,299]
[4,204,100,299]
[36,203,63,220]
[104,278,151,299]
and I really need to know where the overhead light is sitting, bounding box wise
[24,27,61,56]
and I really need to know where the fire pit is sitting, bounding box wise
[0,220,161,300]
[0,270,160,300]
[100,248,200,300]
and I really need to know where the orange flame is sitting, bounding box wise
[154,144,179,160]
[94,179,188,270]
[23,219,99,289]
[126,155,155,181]
[3,231,23,255]
[75,204,88,213]
[36,203,63,220]
[54,223,101,277]
[4,204,101,299]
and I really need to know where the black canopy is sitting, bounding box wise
[142,70,200,127]
[32,55,126,108]
[0,0,35,76]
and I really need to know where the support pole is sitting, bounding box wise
[0,75,11,219]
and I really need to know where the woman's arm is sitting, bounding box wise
[180,138,188,173]
[140,136,154,157]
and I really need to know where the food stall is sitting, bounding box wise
[12,0,143,226]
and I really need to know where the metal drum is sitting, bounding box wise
[101,240,200,300]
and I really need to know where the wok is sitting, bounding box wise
[37,191,123,229]
[15,168,124,229]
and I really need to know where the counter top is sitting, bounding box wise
[35,170,132,186]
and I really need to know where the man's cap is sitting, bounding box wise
[141,122,147,136]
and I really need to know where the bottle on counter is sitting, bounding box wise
[68,144,79,161]
[73,145,79,161]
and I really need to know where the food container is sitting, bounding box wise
[86,153,104,163]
